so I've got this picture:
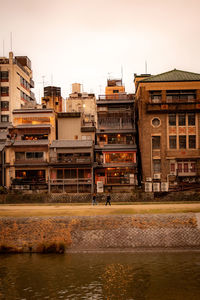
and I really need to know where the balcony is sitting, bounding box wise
[49,178,92,185]
[97,94,134,104]
[50,157,91,165]
[14,159,48,166]
[30,79,34,88]
[146,101,200,113]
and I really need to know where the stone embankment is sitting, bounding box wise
[0,214,200,253]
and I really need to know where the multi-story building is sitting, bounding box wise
[5,108,56,190]
[66,83,96,125]
[0,52,35,124]
[95,79,137,192]
[49,112,95,193]
[42,86,64,112]
[135,69,200,192]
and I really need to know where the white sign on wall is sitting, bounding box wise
[97,181,104,193]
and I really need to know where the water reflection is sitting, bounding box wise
[0,252,200,299]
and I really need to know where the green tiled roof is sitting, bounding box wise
[140,69,200,82]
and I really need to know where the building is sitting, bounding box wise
[95,79,137,192]
[49,140,94,193]
[42,86,64,112]
[66,83,96,125]
[0,52,35,124]
[135,69,200,192]
[4,108,56,190]
[48,112,95,193]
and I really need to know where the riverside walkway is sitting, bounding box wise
[1,203,200,217]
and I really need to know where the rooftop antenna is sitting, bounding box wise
[10,32,13,51]
[3,40,5,57]
[121,65,123,83]
[108,72,111,79]
[145,60,147,74]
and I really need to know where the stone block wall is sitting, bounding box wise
[0,213,200,253]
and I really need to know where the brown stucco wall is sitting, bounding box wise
[0,214,200,253]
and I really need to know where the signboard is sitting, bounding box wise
[97,181,104,193]
[161,182,169,192]
[145,182,152,192]
[130,174,134,185]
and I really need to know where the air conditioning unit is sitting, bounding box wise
[153,182,160,192]
[145,182,152,192]
[146,177,152,182]
[161,182,169,192]
[154,173,161,179]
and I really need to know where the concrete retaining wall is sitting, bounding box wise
[1,214,200,253]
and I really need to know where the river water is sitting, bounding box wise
[0,251,200,300]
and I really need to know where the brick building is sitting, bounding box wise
[135,69,200,192]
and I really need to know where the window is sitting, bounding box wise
[113,90,119,93]
[189,135,196,149]
[0,87,9,96]
[170,163,175,172]
[166,90,196,102]
[15,152,25,160]
[82,135,91,140]
[178,163,182,173]
[0,71,9,82]
[26,152,43,159]
[1,115,9,122]
[152,118,160,127]
[169,114,176,126]
[191,163,196,172]
[188,113,195,126]
[179,136,186,149]
[149,91,162,102]
[152,136,160,149]
[178,114,186,126]
[153,159,161,173]
[184,163,188,173]
[1,101,9,111]
[169,136,176,149]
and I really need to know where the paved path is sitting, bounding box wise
[0,203,200,217]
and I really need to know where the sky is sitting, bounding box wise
[1,0,200,102]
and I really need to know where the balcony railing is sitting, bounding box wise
[49,178,92,185]
[50,157,91,164]
[98,94,134,101]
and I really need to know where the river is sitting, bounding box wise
[0,251,200,299]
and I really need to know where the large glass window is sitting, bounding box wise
[105,152,135,163]
[169,136,176,149]
[179,136,186,149]
[26,152,43,159]
[178,114,186,126]
[189,135,196,149]
[188,113,195,126]
[169,114,176,126]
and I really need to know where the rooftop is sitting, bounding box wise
[50,140,93,148]
[139,69,200,83]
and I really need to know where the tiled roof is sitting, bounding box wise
[11,140,49,146]
[50,140,93,148]
[140,69,200,82]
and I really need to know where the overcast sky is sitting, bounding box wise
[1,0,200,101]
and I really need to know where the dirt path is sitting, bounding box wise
[0,203,200,217]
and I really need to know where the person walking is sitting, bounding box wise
[105,193,111,206]
[92,193,97,205]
